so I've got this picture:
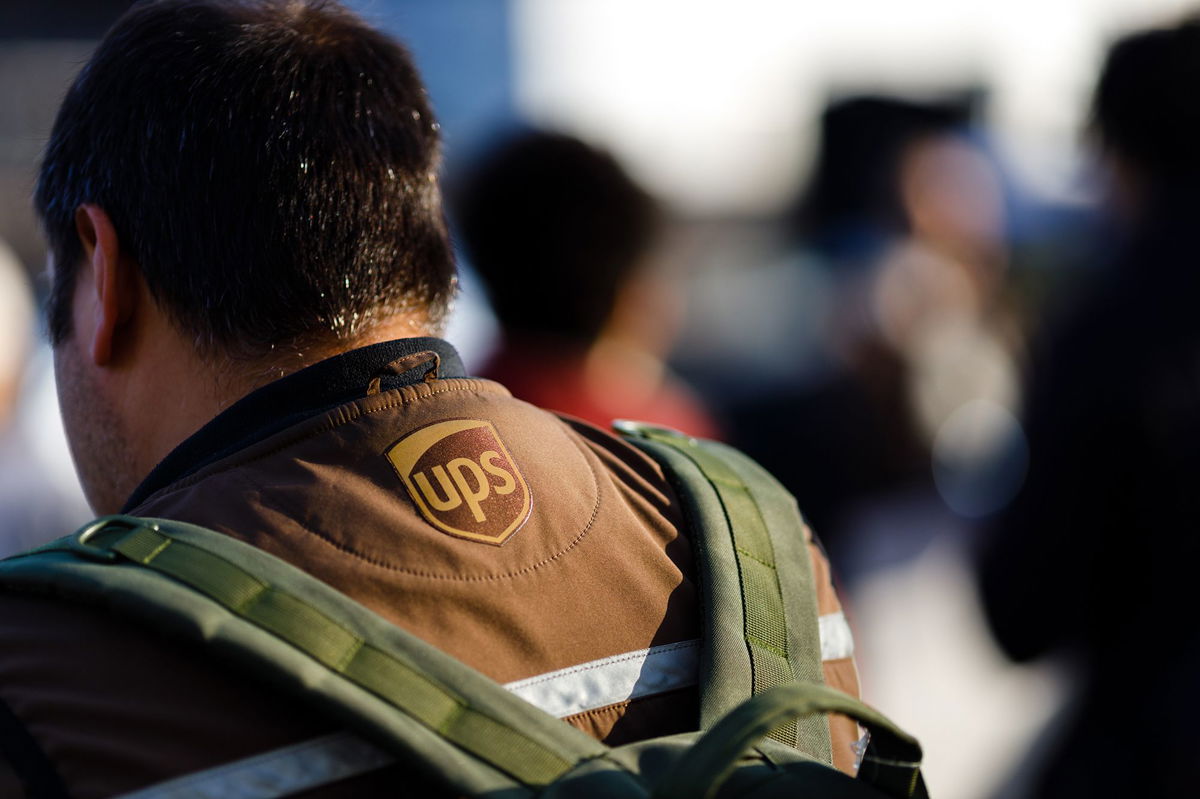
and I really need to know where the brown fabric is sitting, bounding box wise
[133,379,701,683]
[0,595,341,798]
[0,376,860,795]
[809,535,863,775]
[823,656,863,775]
[561,688,700,746]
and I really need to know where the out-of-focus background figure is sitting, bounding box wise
[719,91,1049,799]
[0,238,89,557]
[979,17,1200,797]
[453,129,719,438]
[727,94,1023,568]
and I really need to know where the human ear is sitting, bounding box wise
[74,204,136,366]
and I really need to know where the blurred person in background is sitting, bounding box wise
[0,238,88,557]
[724,95,1056,798]
[730,96,1023,573]
[453,130,719,439]
[980,16,1200,797]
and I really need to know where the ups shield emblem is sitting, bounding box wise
[386,419,532,546]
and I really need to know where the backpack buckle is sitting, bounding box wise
[67,516,151,563]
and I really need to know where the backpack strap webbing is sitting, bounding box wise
[0,516,618,797]
[654,682,927,799]
[614,422,831,765]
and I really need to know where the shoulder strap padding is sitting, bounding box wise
[0,517,618,798]
[615,421,831,765]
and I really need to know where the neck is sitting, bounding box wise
[115,315,434,511]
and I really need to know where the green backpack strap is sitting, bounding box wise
[614,421,831,765]
[0,516,618,797]
[653,682,927,799]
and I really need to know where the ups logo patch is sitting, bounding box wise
[385,419,532,546]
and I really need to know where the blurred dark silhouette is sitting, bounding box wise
[979,17,1200,797]
[796,96,974,267]
[728,95,1022,570]
[453,129,719,437]
[0,0,132,39]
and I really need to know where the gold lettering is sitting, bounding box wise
[480,450,516,495]
[413,465,462,511]
[448,457,490,522]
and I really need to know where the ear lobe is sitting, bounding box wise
[75,204,135,366]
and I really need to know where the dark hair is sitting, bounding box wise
[794,94,975,257]
[1093,18,1200,181]
[452,130,659,343]
[36,0,456,357]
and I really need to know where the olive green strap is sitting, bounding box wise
[9,516,605,791]
[652,682,927,799]
[615,422,829,762]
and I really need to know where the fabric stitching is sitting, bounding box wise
[562,699,634,720]
[747,635,789,660]
[734,546,776,569]
[560,685,695,722]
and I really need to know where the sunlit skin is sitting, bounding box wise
[53,204,430,515]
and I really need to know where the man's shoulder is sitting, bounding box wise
[134,375,666,523]
[0,590,344,797]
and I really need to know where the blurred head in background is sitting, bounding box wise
[802,95,1018,451]
[454,129,717,437]
[1091,15,1200,218]
[797,96,976,262]
[0,235,93,556]
[0,240,33,432]
[455,130,661,348]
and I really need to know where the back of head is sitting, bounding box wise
[1094,17,1200,186]
[453,130,660,345]
[795,95,974,255]
[36,0,456,359]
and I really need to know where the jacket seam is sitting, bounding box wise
[563,699,633,720]
[562,687,691,722]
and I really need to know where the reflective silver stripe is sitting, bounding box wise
[114,732,392,799]
[504,639,701,718]
[819,610,855,661]
[505,614,853,720]
[116,619,856,798]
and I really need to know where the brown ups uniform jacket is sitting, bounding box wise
[0,339,860,798]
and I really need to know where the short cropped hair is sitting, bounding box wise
[1093,17,1200,180]
[36,0,456,357]
[453,130,659,343]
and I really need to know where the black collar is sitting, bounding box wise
[123,337,466,511]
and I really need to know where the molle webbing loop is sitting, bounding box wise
[613,422,831,764]
[3,516,608,795]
